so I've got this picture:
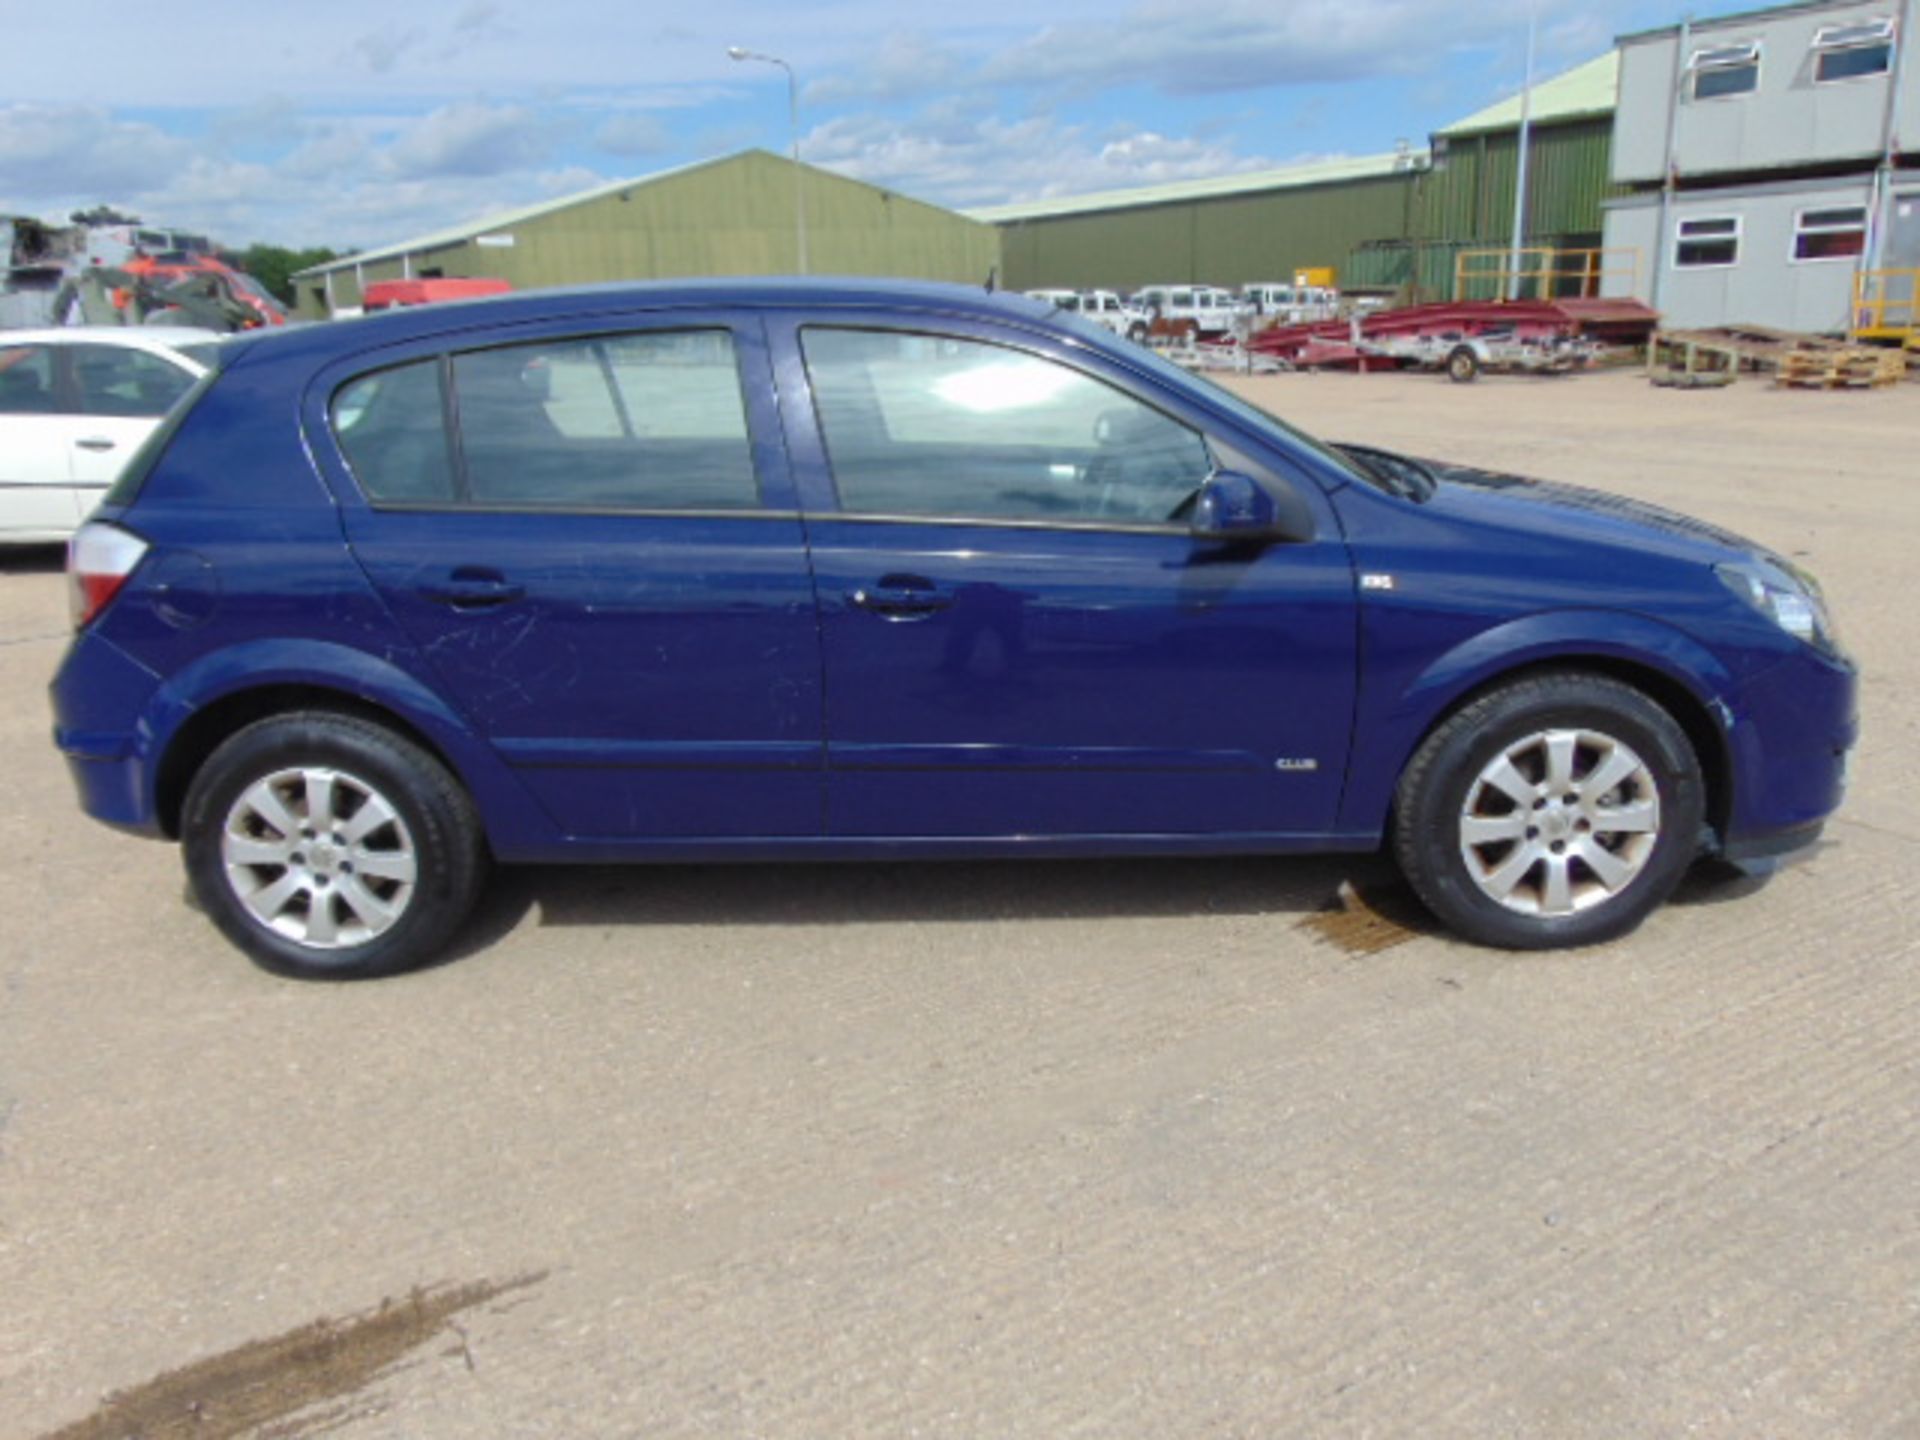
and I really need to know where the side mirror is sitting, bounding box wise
[1189,470,1310,544]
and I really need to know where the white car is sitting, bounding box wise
[0,326,220,543]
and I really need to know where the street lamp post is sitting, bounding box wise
[727,46,808,275]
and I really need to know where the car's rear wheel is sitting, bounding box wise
[1446,345,1480,383]
[182,712,487,979]
[1393,673,1704,949]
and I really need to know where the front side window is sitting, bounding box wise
[453,330,757,510]
[1793,205,1869,260]
[802,328,1214,526]
[0,345,56,414]
[70,345,198,417]
[1675,216,1741,268]
[1691,43,1760,98]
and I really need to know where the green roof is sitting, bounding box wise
[965,150,1428,224]
[1437,52,1618,136]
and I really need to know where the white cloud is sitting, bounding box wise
[0,105,196,203]
[801,111,1289,209]
[386,101,555,178]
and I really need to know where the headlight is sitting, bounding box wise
[1715,557,1842,655]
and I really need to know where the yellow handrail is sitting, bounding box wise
[1453,247,1641,302]
[1850,268,1920,341]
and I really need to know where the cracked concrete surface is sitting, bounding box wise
[2,368,1915,1438]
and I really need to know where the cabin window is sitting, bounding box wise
[1690,42,1761,99]
[1792,206,1869,261]
[1675,216,1741,268]
[1813,19,1894,82]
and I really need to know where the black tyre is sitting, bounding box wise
[1392,672,1704,950]
[1128,321,1150,343]
[182,712,488,979]
[1446,345,1480,383]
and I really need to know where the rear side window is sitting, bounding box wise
[333,360,457,503]
[453,331,758,510]
[70,345,198,417]
[330,330,759,512]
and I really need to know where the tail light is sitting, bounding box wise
[68,523,150,629]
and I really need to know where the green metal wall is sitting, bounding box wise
[996,117,1620,300]
[297,151,1001,318]
[997,172,1416,293]
[1420,116,1620,245]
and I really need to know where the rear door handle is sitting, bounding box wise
[418,570,526,609]
[75,437,117,452]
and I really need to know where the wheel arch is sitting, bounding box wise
[156,684,464,840]
[1395,656,1733,844]
[137,639,550,851]
[1342,613,1739,848]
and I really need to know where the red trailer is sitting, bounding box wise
[1246,299,1658,381]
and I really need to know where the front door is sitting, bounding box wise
[324,317,823,841]
[774,319,1357,840]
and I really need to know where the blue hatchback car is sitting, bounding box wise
[51,280,1855,977]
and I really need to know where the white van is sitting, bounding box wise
[1241,283,1339,324]
[1129,285,1248,333]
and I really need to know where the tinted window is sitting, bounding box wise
[802,328,1213,525]
[1693,61,1758,98]
[70,345,197,417]
[1816,42,1890,82]
[1675,217,1740,268]
[453,331,758,510]
[333,360,458,503]
[0,345,57,414]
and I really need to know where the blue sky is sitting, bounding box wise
[1,0,1742,250]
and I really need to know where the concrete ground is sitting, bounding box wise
[2,367,1915,1438]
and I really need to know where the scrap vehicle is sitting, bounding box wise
[5,214,285,332]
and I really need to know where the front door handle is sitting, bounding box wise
[75,437,117,453]
[849,576,952,618]
[418,569,526,609]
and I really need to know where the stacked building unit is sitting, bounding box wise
[1602,0,1919,332]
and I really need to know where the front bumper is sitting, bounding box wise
[1718,642,1856,857]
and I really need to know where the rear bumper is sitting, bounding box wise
[50,629,166,835]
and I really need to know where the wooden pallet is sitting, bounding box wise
[1774,348,1906,389]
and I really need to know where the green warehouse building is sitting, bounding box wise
[982,52,1623,301]
[291,149,1002,319]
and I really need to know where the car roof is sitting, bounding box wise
[222,278,1057,370]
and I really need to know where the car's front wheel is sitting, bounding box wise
[182,712,488,979]
[1393,673,1705,949]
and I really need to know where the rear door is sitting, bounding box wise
[62,342,205,514]
[0,342,79,537]
[321,314,824,842]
